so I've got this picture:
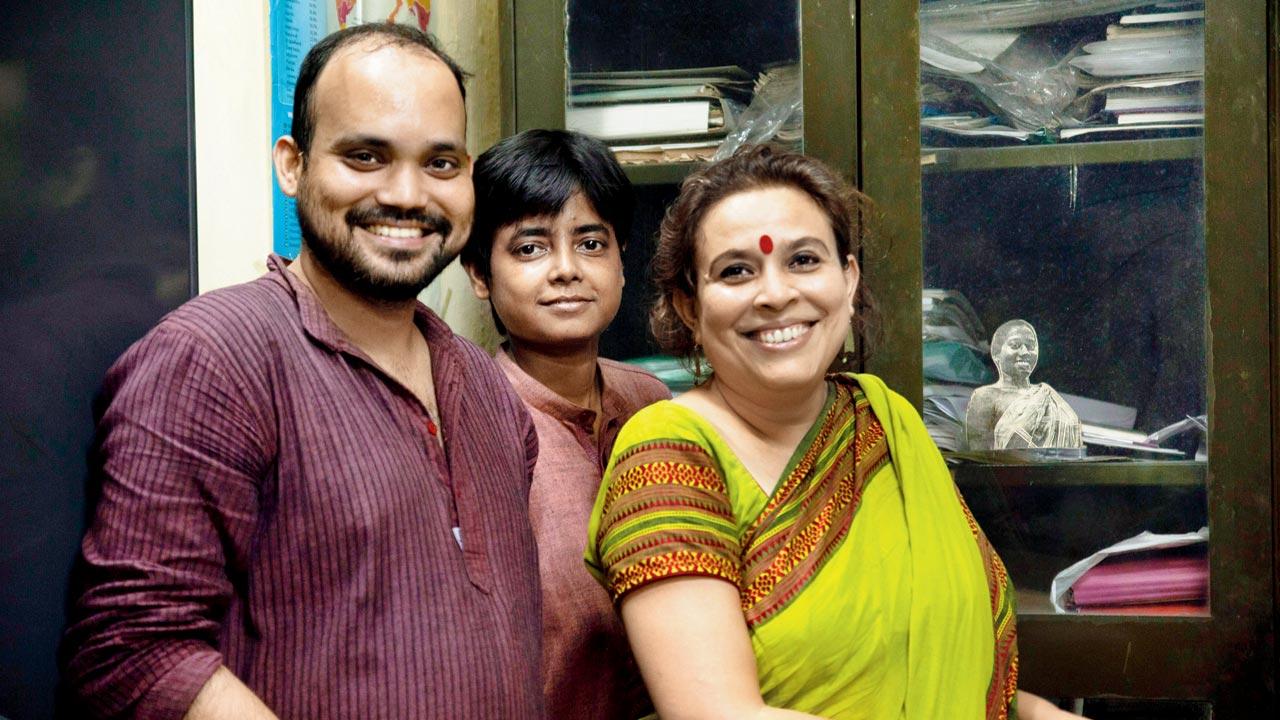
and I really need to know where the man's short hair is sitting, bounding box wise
[462,129,635,284]
[290,23,469,154]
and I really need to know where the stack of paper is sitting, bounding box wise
[920,0,1162,32]
[567,66,753,164]
[924,382,1165,455]
[1065,2,1204,138]
[923,289,987,353]
[918,1,1205,145]
[923,383,976,451]
[921,289,991,450]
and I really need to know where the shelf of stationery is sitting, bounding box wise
[921,136,1202,174]
[950,460,1206,488]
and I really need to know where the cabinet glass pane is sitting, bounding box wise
[916,1,1208,616]
[564,0,802,166]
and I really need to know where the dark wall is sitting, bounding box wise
[0,2,193,717]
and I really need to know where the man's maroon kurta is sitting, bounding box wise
[62,257,544,719]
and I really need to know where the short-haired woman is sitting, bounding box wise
[463,129,669,720]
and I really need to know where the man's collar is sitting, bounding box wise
[265,253,456,355]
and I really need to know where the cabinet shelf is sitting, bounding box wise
[621,161,699,186]
[921,137,1203,174]
[951,461,1205,488]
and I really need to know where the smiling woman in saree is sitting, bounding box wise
[585,146,1086,720]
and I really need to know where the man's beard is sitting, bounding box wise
[295,180,457,304]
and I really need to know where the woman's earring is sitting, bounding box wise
[693,343,706,380]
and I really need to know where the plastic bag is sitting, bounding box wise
[920,29,1081,130]
[713,64,801,161]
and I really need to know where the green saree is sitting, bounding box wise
[586,373,1018,719]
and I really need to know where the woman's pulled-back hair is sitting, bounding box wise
[649,144,878,361]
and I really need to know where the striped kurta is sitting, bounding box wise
[61,256,544,719]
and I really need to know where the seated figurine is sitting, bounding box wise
[964,319,1083,451]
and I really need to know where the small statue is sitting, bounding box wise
[963,319,1082,451]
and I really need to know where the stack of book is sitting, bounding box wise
[1065,2,1204,138]
[566,66,754,165]
[917,0,1206,145]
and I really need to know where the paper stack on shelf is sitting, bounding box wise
[919,0,1160,32]
[924,382,1169,455]
[752,64,803,151]
[567,66,753,164]
[923,289,987,352]
[1065,2,1204,139]
[918,0,1205,146]
[1051,528,1209,615]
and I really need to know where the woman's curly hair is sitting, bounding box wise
[649,144,880,364]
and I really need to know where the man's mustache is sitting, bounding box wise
[345,206,453,240]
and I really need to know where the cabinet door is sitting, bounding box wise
[860,0,1272,711]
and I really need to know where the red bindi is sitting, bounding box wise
[759,234,774,254]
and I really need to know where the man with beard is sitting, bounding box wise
[59,24,543,720]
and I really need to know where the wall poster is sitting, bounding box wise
[269,1,434,257]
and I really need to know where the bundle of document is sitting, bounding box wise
[1065,2,1204,138]
[566,66,753,164]
[918,0,1205,144]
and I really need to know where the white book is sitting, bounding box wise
[1119,10,1204,25]
[1070,50,1203,77]
[566,101,716,141]
[1106,22,1200,39]
[1114,110,1203,125]
[570,83,722,105]
[1059,123,1202,139]
[1082,34,1203,55]
[1105,94,1201,112]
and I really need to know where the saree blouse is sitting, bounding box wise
[586,373,1018,720]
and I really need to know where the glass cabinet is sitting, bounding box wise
[506,0,1275,712]
[860,0,1273,713]
[916,1,1209,618]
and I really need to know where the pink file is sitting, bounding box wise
[1071,554,1208,607]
